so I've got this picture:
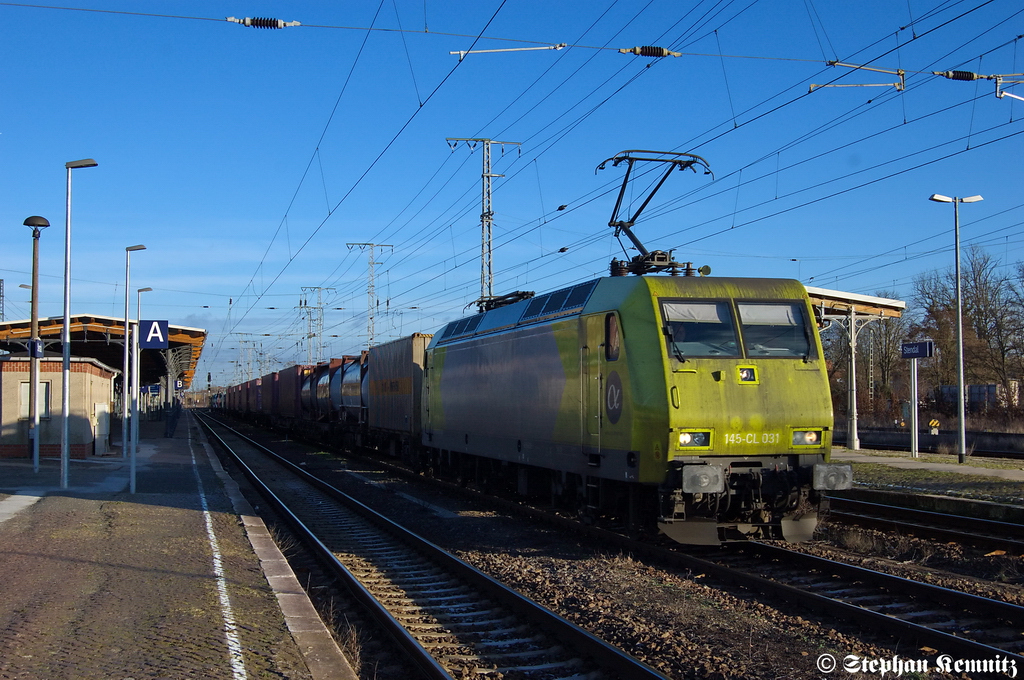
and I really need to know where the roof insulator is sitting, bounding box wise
[618,45,681,58]
[225,16,301,29]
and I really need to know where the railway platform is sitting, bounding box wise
[0,413,355,680]
[832,446,1024,481]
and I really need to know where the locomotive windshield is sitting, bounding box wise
[736,302,813,358]
[661,299,814,359]
[661,301,741,358]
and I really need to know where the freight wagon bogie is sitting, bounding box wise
[420,445,663,533]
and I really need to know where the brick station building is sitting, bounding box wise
[0,354,118,458]
[0,314,206,460]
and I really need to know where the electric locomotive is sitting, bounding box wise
[420,272,851,544]
[219,150,851,544]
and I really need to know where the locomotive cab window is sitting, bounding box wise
[661,301,740,358]
[736,302,814,358]
[605,313,620,361]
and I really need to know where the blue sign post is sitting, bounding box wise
[139,320,169,349]
[900,340,934,359]
[902,340,934,458]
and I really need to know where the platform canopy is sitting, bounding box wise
[805,286,905,318]
[0,314,206,388]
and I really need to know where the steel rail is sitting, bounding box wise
[732,541,1024,660]
[196,412,667,680]
[196,413,454,680]
[203,412,1024,668]
[829,496,1024,553]
[322,433,1024,664]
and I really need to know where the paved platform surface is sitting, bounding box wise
[832,447,1024,481]
[0,413,355,680]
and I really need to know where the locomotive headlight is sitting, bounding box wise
[678,431,711,448]
[792,429,823,446]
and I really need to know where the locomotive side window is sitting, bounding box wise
[605,313,620,361]
[661,301,740,358]
[736,302,814,358]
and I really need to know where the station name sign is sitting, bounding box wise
[901,340,934,359]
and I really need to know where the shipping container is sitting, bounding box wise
[367,334,431,434]
[341,352,368,423]
[259,374,274,415]
[246,378,260,413]
[277,365,310,420]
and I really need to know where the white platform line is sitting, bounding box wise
[189,435,248,680]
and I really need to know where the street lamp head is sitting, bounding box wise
[65,158,98,169]
[137,287,153,293]
[930,193,983,204]
[23,216,50,229]
[126,244,146,252]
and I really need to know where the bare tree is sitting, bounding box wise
[864,290,913,419]
[912,268,958,404]
[963,247,1024,389]
[913,246,1023,409]
[820,318,850,416]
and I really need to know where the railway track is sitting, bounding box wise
[828,495,1024,554]
[710,541,1024,661]
[195,412,665,680]
[524,508,1024,667]
[206,412,1024,672]
[337,441,1024,667]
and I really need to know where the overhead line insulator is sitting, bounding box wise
[618,46,681,58]
[226,16,301,29]
[932,70,1024,102]
[934,70,984,81]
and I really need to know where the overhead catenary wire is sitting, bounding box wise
[28,0,1003,374]
[325,9,1007,319]
[215,1,513,360]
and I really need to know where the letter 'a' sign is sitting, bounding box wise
[139,320,169,349]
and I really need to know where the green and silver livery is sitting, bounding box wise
[422,275,851,544]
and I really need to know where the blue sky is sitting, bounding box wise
[1,0,1022,386]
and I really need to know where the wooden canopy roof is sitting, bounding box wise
[805,286,905,318]
[0,314,206,389]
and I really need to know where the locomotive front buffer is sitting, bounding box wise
[659,458,853,545]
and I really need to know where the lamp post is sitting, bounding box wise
[61,158,98,489]
[23,216,49,473]
[131,286,153,494]
[929,193,983,464]
[122,245,146,459]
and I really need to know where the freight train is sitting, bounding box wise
[219,272,852,545]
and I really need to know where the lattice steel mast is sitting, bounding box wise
[447,137,520,311]
[299,286,334,364]
[348,243,392,347]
